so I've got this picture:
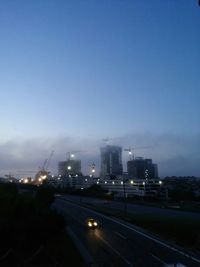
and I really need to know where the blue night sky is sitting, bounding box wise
[0,0,200,177]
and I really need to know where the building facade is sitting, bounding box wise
[58,159,82,176]
[100,145,123,177]
[127,157,158,179]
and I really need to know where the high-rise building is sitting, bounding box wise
[100,145,123,177]
[58,159,82,176]
[127,157,158,179]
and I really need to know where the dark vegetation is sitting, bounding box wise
[0,183,83,267]
[164,176,200,201]
[55,184,112,200]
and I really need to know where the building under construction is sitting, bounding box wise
[58,159,82,177]
[127,157,158,179]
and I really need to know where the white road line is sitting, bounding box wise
[96,232,133,266]
[66,227,94,265]
[114,231,127,240]
[58,198,200,264]
[151,254,168,265]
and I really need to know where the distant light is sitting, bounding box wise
[105,181,107,184]
[112,181,115,184]
[92,169,95,173]
[75,174,78,177]
[97,181,99,184]
[24,178,28,184]
[128,151,132,155]
[67,166,71,170]
[143,182,145,185]
[85,179,88,181]
[38,178,42,182]
[89,174,92,177]
[81,187,84,190]
[121,181,123,185]
[130,180,134,184]
[71,154,75,158]
[69,175,71,178]
[58,177,61,180]
[59,175,61,177]
[159,181,162,185]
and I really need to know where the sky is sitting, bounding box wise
[0,0,200,177]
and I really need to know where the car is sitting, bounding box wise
[86,218,98,228]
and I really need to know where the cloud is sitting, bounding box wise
[0,136,101,177]
[117,132,200,177]
[0,132,199,178]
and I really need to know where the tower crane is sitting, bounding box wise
[89,163,96,176]
[35,150,54,185]
[66,151,83,160]
[39,150,54,172]
[46,150,54,171]
[102,137,120,145]
[124,146,152,160]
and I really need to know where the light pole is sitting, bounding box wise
[142,181,146,201]
[121,179,127,216]
[89,163,96,178]
[80,187,84,203]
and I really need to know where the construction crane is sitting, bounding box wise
[39,150,54,172]
[89,163,96,176]
[46,150,54,171]
[66,151,83,160]
[102,137,120,145]
[124,146,152,160]
[5,171,37,178]
[35,150,54,185]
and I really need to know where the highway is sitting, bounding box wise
[53,197,200,267]
[56,194,200,220]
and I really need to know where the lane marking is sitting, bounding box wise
[114,231,127,240]
[58,198,200,264]
[66,227,94,265]
[150,254,168,265]
[96,232,133,266]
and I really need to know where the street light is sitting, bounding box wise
[80,187,84,203]
[122,179,127,216]
[142,181,146,200]
[89,163,96,177]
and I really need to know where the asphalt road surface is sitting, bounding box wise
[56,195,200,220]
[53,197,200,267]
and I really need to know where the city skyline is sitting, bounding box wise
[0,1,200,177]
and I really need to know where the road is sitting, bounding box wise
[53,197,200,267]
[56,194,200,220]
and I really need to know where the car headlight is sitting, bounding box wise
[88,222,92,227]
[93,222,98,226]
